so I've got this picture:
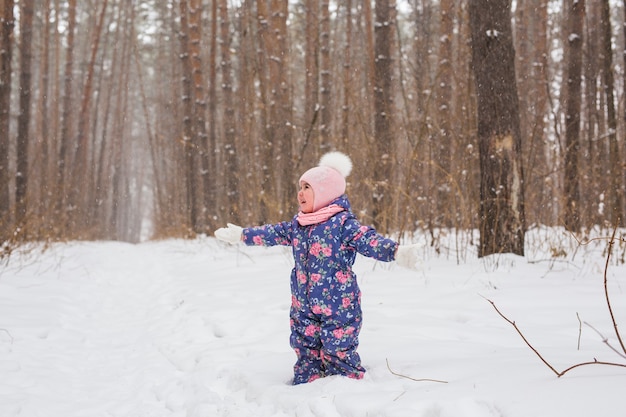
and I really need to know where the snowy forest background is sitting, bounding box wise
[1,0,625,250]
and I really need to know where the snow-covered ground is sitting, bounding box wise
[1,229,625,417]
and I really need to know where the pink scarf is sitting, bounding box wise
[297,204,345,226]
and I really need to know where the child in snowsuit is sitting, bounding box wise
[215,152,420,384]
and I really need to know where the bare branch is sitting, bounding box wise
[485,297,626,378]
[486,226,626,378]
[603,225,626,355]
[483,296,561,376]
[559,360,626,376]
[576,312,582,350]
[386,358,448,384]
[584,321,626,359]
[0,328,13,344]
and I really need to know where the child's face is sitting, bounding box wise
[298,181,315,213]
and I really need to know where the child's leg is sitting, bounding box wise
[290,311,324,384]
[321,313,366,380]
[321,344,365,380]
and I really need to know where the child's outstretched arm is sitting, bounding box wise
[215,221,294,247]
[241,222,293,247]
[343,217,423,269]
[343,218,397,261]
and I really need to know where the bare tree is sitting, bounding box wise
[304,0,319,159]
[432,0,454,228]
[56,0,77,229]
[178,0,200,232]
[319,0,331,148]
[583,1,603,227]
[271,0,293,211]
[109,1,133,240]
[623,0,626,224]
[70,0,109,235]
[35,0,52,234]
[600,0,623,226]
[49,0,62,231]
[372,0,396,232]
[235,0,259,224]
[563,0,584,231]
[218,0,240,224]
[94,1,122,237]
[340,0,353,148]
[255,0,274,222]
[188,0,212,232]
[15,0,33,230]
[515,0,551,226]
[469,0,525,257]
[0,0,14,239]
[255,0,292,220]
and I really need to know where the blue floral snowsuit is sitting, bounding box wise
[242,195,398,384]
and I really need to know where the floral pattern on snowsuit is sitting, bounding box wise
[242,195,398,384]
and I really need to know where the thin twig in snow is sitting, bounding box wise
[485,225,626,377]
[484,297,626,377]
[0,328,13,344]
[584,321,626,360]
[576,312,582,351]
[482,296,561,376]
[385,358,448,384]
[602,225,626,355]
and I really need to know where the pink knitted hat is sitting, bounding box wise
[299,152,353,211]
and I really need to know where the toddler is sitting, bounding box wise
[215,152,420,384]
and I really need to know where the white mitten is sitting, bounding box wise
[395,243,423,269]
[214,223,243,244]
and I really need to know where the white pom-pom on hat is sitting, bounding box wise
[318,151,352,178]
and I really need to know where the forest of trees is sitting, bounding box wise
[0,0,625,257]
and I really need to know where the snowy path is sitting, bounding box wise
[1,238,625,416]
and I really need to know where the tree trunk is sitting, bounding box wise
[15,0,33,229]
[236,0,258,223]
[178,0,199,232]
[109,6,132,241]
[563,0,584,231]
[600,0,623,226]
[0,0,15,238]
[319,0,331,148]
[271,0,293,211]
[188,0,211,232]
[57,0,77,228]
[255,0,274,222]
[304,0,319,162]
[94,2,122,236]
[583,1,602,227]
[469,0,525,257]
[363,0,376,119]
[36,0,52,235]
[515,0,551,226]
[130,12,163,236]
[372,0,396,232]
[256,0,292,220]
[433,0,454,227]
[49,0,62,234]
[623,0,626,224]
[340,0,352,148]
[219,0,240,224]
[70,0,108,234]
